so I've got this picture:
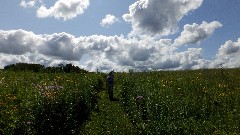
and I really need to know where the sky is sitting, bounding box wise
[0,0,240,72]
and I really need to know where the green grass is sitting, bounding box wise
[80,91,137,135]
[117,69,240,134]
[1,68,240,134]
[0,71,103,134]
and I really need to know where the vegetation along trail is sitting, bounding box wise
[1,64,240,134]
[80,90,137,135]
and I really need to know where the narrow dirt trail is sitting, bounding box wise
[80,91,137,135]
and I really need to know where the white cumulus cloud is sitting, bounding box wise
[36,0,89,20]
[20,0,36,8]
[174,21,223,46]
[218,39,240,56]
[209,38,240,68]
[1,29,240,72]
[0,29,42,55]
[0,29,207,71]
[100,14,119,27]
[123,0,203,36]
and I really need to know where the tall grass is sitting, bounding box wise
[0,71,104,134]
[117,69,240,134]
[1,68,240,134]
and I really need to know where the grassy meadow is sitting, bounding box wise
[0,71,103,134]
[117,69,240,134]
[0,68,240,134]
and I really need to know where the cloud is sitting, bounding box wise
[20,0,36,8]
[36,0,89,20]
[0,54,29,68]
[38,33,82,61]
[0,29,42,55]
[174,21,223,46]
[210,38,240,68]
[217,39,240,56]
[0,29,84,65]
[129,47,150,61]
[123,0,203,36]
[1,29,240,72]
[100,14,119,27]
[0,29,203,71]
[151,48,204,70]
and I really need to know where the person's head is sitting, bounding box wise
[109,71,114,76]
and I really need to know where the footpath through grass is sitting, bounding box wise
[80,91,137,135]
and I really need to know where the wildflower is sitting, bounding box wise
[56,76,61,79]
[136,96,144,104]
[0,102,5,105]
[26,121,32,125]
[219,93,226,97]
[213,127,218,135]
[7,95,17,101]
[45,85,63,90]
[13,106,18,111]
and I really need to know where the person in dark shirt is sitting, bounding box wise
[106,71,114,101]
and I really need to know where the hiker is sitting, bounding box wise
[106,71,114,101]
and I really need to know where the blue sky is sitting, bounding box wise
[0,0,133,36]
[0,0,240,72]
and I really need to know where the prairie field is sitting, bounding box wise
[0,71,103,134]
[0,68,240,134]
[116,68,240,134]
